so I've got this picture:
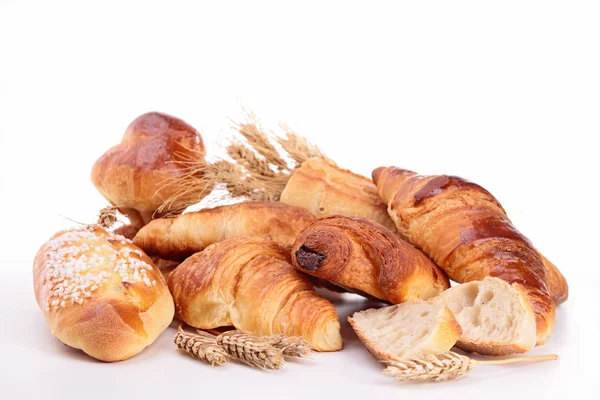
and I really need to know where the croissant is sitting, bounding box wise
[372,167,565,344]
[33,226,174,362]
[291,216,450,303]
[280,158,397,231]
[133,201,315,261]
[91,112,208,230]
[167,238,342,351]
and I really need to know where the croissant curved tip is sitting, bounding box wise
[372,167,386,185]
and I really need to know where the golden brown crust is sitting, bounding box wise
[33,226,174,362]
[280,159,396,231]
[91,112,207,224]
[291,216,450,303]
[133,201,315,261]
[540,254,569,304]
[167,238,342,351]
[373,166,560,343]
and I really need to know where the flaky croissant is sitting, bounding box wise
[133,201,315,261]
[280,158,397,231]
[167,238,342,351]
[373,167,565,344]
[291,216,450,303]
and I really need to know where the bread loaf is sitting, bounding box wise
[373,167,560,344]
[436,277,537,355]
[33,226,174,362]
[349,302,462,361]
[280,158,396,231]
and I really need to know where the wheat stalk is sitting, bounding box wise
[155,114,330,213]
[97,206,118,228]
[277,126,334,168]
[383,351,559,383]
[173,326,229,366]
[266,334,313,358]
[213,330,284,370]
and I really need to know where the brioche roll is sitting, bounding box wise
[33,226,174,362]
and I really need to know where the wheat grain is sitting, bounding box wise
[155,115,331,212]
[97,206,118,228]
[266,334,313,358]
[174,328,229,366]
[215,330,284,370]
[383,351,559,384]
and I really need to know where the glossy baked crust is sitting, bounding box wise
[372,166,564,344]
[133,201,315,261]
[280,158,396,231]
[167,238,342,351]
[91,112,207,226]
[291,216,450,303]
[33,226,174,362]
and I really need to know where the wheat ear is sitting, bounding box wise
[383,351,559,383]
[266,334,313,358]
[214,330,284,370]
[173,325,229,366]
[156,114,331,212]
[97,206,118,228]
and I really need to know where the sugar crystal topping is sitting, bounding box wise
[43,226,155,311]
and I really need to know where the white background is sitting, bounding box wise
[1,1,599,398]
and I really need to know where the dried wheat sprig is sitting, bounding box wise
[97,206,118,228]
[155,116,331,212]
[266,334,313,358]
[236,122,288,170]
[277,127,333,168]
[174,326,229,366]
[227,143,277,177]
[215,330,284,370]
[383,351,559,384]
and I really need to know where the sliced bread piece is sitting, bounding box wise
[348,302,462,361]
[434,277,537,356]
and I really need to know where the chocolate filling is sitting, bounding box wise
[295,245,327,272]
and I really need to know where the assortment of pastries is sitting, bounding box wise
[33,111,567,381]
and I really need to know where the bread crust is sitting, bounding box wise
[167,238,342,351]
[348,304,462,361]
[134,201,315,260]
[280,159,397,231]
[291,216,450,303]
[33,226,174,362]
[91,112,207,224]
[373,166,560,344]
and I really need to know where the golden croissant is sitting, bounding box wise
[373,167,567,344]
[167,237,342,351]
[133,201,315,260]
[280,158,396,231]
[291,216,450,303]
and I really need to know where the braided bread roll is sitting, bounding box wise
[291,216,450,303]
[134,202,315,261]
[373,167,565,344]
[280,158,396,231]
[33,226,174,362]
[167,237,342,351]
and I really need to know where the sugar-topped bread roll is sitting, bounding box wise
[33,226,174,362]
